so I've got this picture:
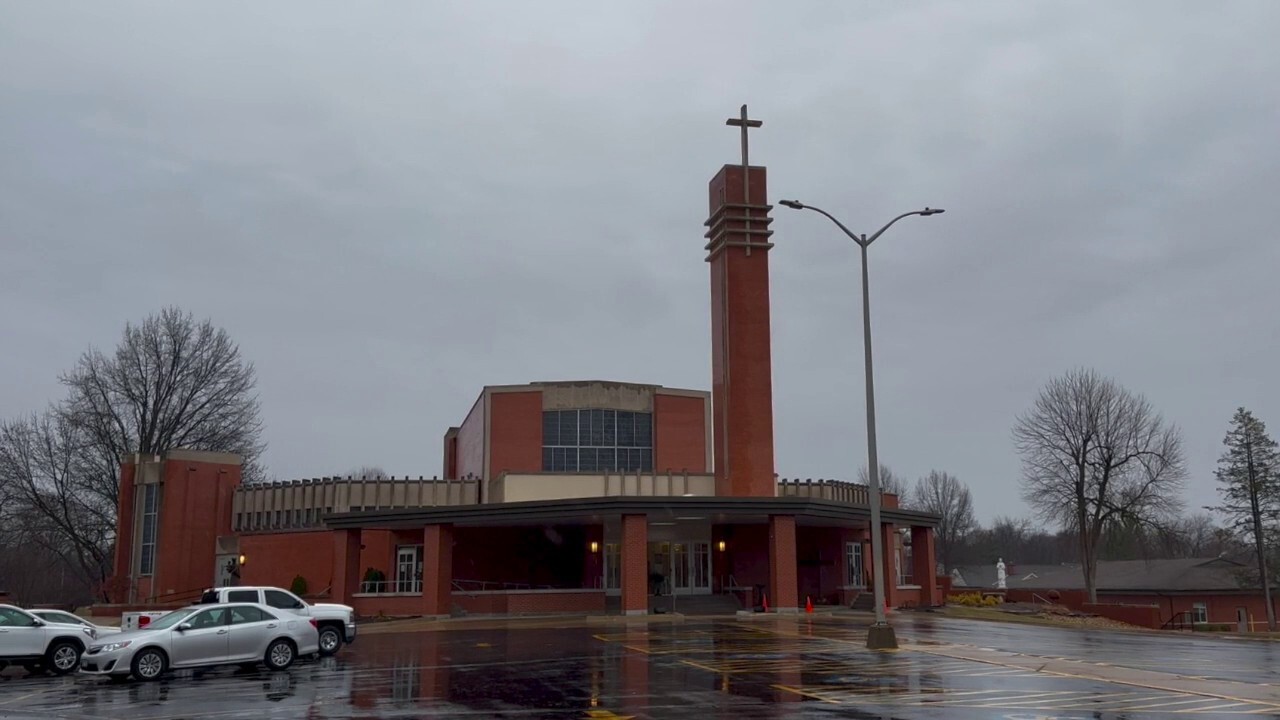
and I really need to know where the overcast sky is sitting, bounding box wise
[3,1,1278,524]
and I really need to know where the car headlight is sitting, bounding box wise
[95,640,132,653]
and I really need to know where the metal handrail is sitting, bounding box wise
[1162,610,1195,631]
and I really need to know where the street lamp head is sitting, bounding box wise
[779,199,805,210]
[920,207,945,216]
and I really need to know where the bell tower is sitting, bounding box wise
[704,105,776,497]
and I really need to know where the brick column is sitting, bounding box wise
[768,515,799,612]
[621,514,648,615]
[423,524,454,617]
[879,523,900,610]
[331,528,361,605]
[912,525,940,607]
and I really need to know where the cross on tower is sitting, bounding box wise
[725,104,762,168]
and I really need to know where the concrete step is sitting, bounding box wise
[650,594,742,616]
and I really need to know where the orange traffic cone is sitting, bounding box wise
[805,596,814,614]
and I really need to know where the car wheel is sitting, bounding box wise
[131,648,168,682]
[264,639,295,671]
[46,641,81,675]
[318,626,343,656]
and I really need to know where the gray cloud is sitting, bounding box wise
[2,0,1277,522]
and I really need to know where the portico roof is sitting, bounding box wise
[323,495,939,530]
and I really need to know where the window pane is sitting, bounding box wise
[579,448,597,472]
[596,448,616,471]
[560,411,578,446]
[228,590,258,602]
[140,545,154,575]
[265,590,301,609]
[542,411,559,446]
[601,410,616,446]
[590,409,605,446]
[542,447,554,472]
[617,411,634,446]
[634,413,652,447]
[231,606,267,624]
[640,449,653,472]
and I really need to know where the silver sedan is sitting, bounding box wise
[78,602,319,682]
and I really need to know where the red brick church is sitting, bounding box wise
[108,110,942,618]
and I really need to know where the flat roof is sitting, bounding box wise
[324,496,939,529]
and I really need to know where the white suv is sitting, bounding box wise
[0,604,96,675]
[197,586,355,656]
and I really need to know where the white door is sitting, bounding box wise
[396,546,422,593]
[846,542,865,587]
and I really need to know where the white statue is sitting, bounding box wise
[996,557,1007,590]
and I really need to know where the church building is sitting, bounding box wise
[107,109,942,617]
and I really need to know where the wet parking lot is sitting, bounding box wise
[2,614,1279,719]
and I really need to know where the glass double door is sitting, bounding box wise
[650,541,711,596]
[602,539,712,596]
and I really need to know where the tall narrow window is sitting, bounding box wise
[139,484,159,576]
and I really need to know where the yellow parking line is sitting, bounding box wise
[0,691,40,706]
[770,684,840,703]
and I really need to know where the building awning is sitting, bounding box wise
[323,495,940,530]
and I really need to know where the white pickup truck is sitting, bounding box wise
[196,586,356,656]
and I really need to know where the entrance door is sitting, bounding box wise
[603,543,621,595]
[667,542,711,596]
[395,546,423,593]
[846,542,865,587]
[214,553,240,587]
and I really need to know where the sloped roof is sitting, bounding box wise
[952,557,1250,592]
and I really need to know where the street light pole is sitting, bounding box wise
[778,200,944,650]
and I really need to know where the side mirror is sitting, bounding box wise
[31,618,46,627]
[177,623,192,632]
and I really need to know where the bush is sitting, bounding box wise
[290,574,308,596]
[946,592,1003,607]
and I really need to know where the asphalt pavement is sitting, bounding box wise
[1,612,1276,719]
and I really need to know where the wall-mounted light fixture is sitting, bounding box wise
[238,554,247,566]
[590,541,599,553]
[717,540,727,552]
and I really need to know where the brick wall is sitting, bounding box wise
[1083,602,1162,628]
[488,391,543,476]
[350,594,424,618]
[654,393,708,473]
[454,393,486,480]
[151,458,241,599]
[450,590,605,616]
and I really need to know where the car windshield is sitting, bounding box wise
[144,608,197,631]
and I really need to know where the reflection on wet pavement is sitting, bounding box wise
[1,614,1278,719]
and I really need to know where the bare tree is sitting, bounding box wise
[1013,368,1186,603]
[60,306,267,495]
[339,465,389,480]
[0,411,115,596]
[857,463,909,504]
[1,307,266,602]
[911,470,976,572]
[1208,407,1280,630]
